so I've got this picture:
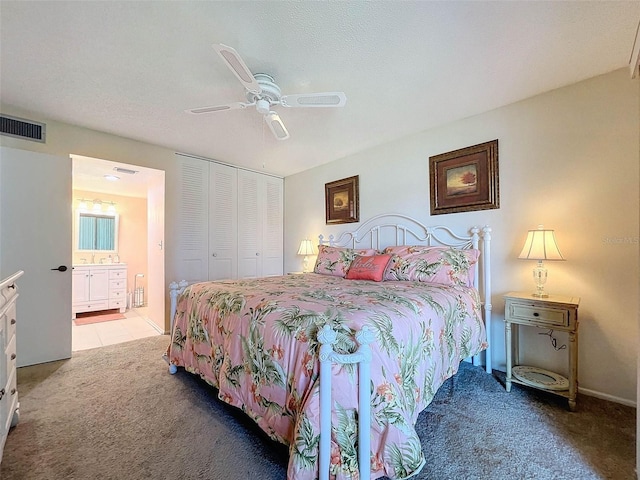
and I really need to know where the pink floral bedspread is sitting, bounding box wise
[168,273,487,479]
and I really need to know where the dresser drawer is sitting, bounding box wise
[4,302,16,340]
[3,368,17,433]
[5,335,16,373]
[0,296,17,339]
[508,302,569,327]
[109,269,127,280]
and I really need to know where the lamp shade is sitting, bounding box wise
[297,239,317,256]
[518,226,565,261]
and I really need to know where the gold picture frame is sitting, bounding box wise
[325,175,359,224]
[429,140,499,215]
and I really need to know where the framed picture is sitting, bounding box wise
[325,175,359,224]
[429,139,499,215]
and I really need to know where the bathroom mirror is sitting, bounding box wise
[75,211,119,252]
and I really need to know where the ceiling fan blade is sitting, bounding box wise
[186,102,252,114]
[265,111,290,141]
[280,92,347,108]
[213,44,262,95]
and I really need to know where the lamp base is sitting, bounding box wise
[532,262,548,299]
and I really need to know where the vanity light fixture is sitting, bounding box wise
[77,198,116,213]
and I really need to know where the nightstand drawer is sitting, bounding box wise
[508,303,568,327]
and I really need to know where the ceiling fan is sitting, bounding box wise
[187,44,347,140]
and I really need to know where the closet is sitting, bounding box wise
[175,154,283,283]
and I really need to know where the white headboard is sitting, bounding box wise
[319,213,492,373]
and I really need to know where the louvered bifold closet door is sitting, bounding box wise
[175,156,209,283]
[237,170,284,278]
[237,170,261,278]
[209,163,238,280]
[260,175,284,277]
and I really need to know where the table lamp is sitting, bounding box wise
[297,239,317,273]
[518,225,565,298]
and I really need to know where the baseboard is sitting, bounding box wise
[578,387,636,408]
[492,366,636,408]
[146,319,165,335]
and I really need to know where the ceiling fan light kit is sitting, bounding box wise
[187,44,346,140]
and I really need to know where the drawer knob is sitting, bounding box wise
[10,319,16,325]
[10,353,16,360]
[10,388,16,395]
[0,388,5,400]
[533,312,540,317]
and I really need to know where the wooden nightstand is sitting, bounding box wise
[504,291,580,411]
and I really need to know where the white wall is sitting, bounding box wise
[284,68,640,405]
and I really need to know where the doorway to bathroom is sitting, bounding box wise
[71,155,165,351]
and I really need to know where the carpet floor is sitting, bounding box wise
[1,335,635,480]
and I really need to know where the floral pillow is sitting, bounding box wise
[313,245,377,277]
[382,245,480,287]
[345,254,393,282]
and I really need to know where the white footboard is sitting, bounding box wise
[317,325,375,480]
[165,280,189,374]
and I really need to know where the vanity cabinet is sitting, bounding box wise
[72,264,127,318]
[0,271,23,463]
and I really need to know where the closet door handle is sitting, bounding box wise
[51,265,68,272]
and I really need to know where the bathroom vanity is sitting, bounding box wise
[72,264,127,318]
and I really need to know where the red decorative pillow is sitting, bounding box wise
[345,254,393,282]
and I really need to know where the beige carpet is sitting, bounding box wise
[1,335,635,479]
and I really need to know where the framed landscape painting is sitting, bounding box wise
[429,140,499,215]
[325,175,359,224]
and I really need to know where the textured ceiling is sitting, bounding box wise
[1,1,639,180]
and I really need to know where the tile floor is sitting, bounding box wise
[72,306,162,351]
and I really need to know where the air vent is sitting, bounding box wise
[0,114,46,143]
[114,167,138,175]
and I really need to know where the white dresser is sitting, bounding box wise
[0,270,23,463]
[72,264,127,318]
